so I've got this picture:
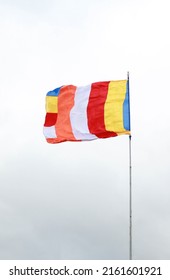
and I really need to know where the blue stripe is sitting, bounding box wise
[47,87,62,96]
[123,80,130,131]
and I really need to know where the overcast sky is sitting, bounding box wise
[0,0,170,260]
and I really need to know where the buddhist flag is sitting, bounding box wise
[43,80,130,143]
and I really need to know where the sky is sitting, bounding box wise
[0,0,170,260]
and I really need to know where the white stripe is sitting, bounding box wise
[43,126,56,138]
[70,85,97,140]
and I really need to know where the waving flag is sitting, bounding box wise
[43,80,130,143]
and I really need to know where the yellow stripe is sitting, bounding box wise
[104,80,127,132]
[117,130,131,136]
[46,96,58,113]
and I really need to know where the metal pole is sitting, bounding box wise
[129,135,132,260]
[127,71,132,260]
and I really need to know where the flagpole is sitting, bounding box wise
[127,71,132,260]
[129,134,132,260]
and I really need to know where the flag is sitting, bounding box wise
[43,80,130,143]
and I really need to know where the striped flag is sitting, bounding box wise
[43,80,130,143]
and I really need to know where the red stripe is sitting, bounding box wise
[87,82,117,138]
[44,113,57,127]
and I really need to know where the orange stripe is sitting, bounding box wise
[56,85,76,142]
[46,138,66,144]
